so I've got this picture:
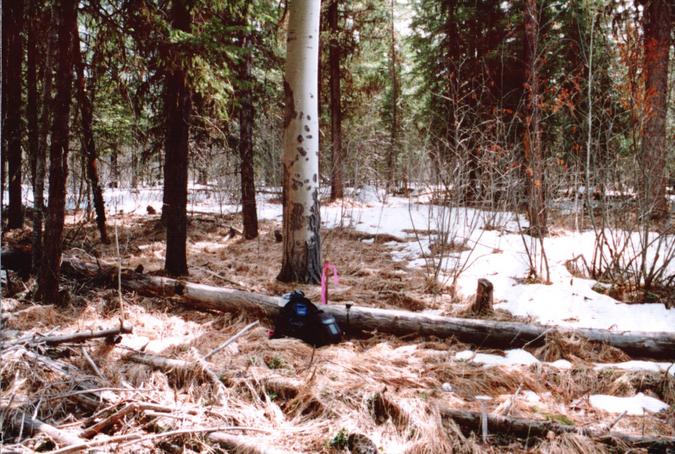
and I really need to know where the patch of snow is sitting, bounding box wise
[355,185,381,204]
[594,361,675,376]
[454,349,540,367]
[550,359,573,369]
[589,393,669,415]
[522,390,541,404]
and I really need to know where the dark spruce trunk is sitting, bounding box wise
[328,0,343,201]
[110,148,119,188]
[27,0,39,218]
[163,0,192,276]
[33,10,53,273]
[28,0,47,272]
[640,0,671,221]
[238,24,259,240]
[38,0,77,304]
[386,0,399,193]
[1,6,7,211]
[73,25,109,244]
[523,0,546,236]
[6,0,24,229]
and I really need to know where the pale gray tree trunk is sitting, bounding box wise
[277,0,322,284]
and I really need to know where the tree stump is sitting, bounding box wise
[470,279,494,316]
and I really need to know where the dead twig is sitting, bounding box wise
[204,321,259,360]
[81,347,105,380]
[50,425,271,454]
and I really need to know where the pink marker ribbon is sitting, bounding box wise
[321,262,339,305]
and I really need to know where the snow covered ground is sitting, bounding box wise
[10,183,674,334]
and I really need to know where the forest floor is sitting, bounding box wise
[1,186,674,453]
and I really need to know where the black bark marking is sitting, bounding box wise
[313,173,317,182]
[298,111,304,120]
[304,125,310,132]
[291,178,303,190]
[306,115,311,120]
[297,135,303,143]
[290,202,304,230]
[297,147,307,156]
[283,79,296,129]
[305,135,313,139]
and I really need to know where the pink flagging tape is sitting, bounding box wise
[321,262,339,305]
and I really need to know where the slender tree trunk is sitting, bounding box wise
[443,0,458,167]
[6,0,24,229]
[33,11,53,273]
[386,0,399,193]
[523,0,546,236]
[27,0,39,214]
[131,151,138,188]
[163,0,192,277]
[38,0,76,304]
[27,0,45,272]
[640,0,671,221]
[1,5,7,213]
[72,26,109,243]
[238,10,259,240]
[328,0,343,201]
[277,0,322,284]
[110,148,119,188]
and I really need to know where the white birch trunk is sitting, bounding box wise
[278,0,322,283]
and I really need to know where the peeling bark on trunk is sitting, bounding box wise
[238,11,259,240]
[278,0,322,284]
[640,0,671,221]
[6,0,24,229]
[523,0,546,236]
[73,26,109,244]
[163,0,192,277]
[38,0,77,305]
[328,0,343,201]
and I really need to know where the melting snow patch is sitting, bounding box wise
[549,359,573,369]
[589,393,669,415]
[594,361,675,376]
[454,349,540,367]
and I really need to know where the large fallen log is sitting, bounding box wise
[62,259,675,360]
[440,407,675,450]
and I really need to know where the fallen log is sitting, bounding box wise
[440,407,675,450]
[7,413,87,447]
[125,351,192,372]
[1,321,133,348]
[207,432,295,454]
[62,259,675,360]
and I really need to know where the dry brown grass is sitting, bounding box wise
[2,211,673,452]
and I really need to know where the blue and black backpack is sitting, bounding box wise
[271,290,342,347]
